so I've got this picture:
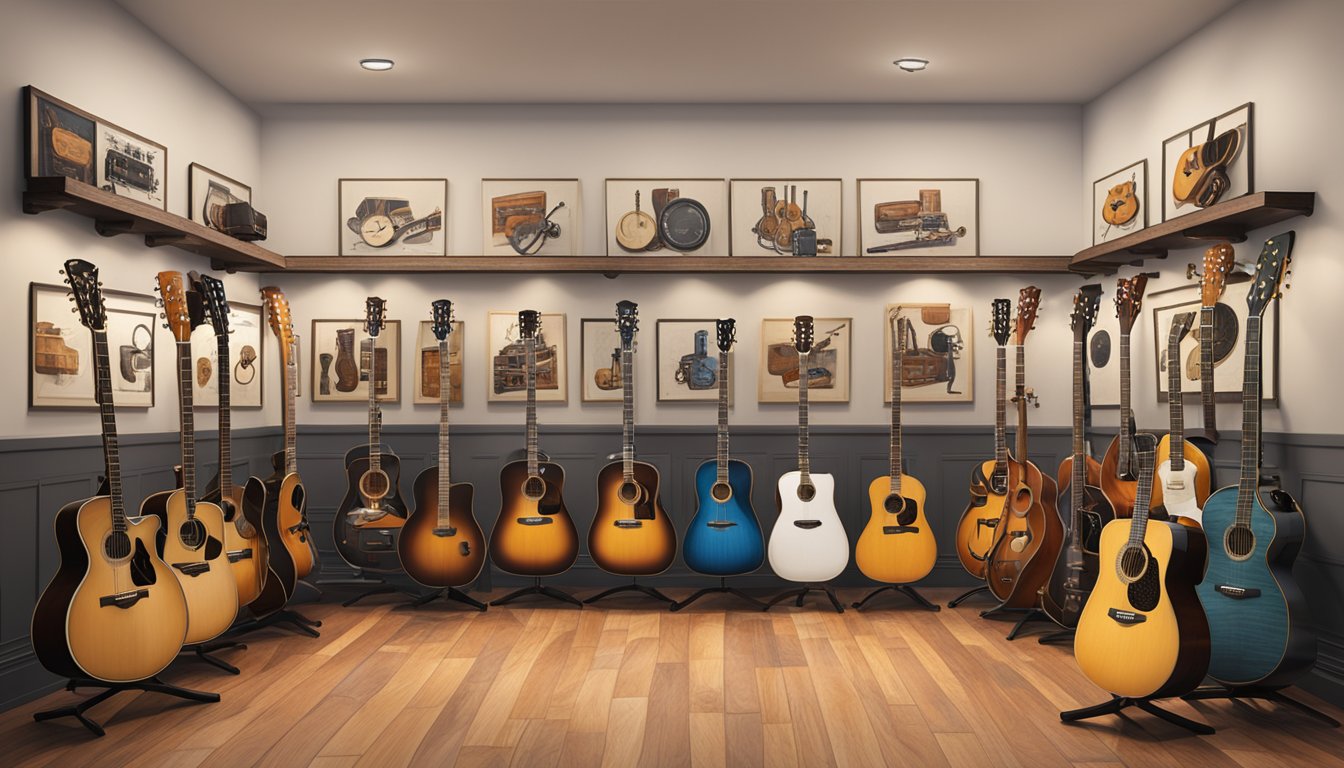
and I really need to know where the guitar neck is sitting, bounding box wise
[889,321,902,493]
[1071,334,1086,520]
[1235,316,1263,527]
[798,351,810,483]
[367,336,381,472]
[1127,444,1157,544]
[283,348,298,476]
[994,346,1007,472]
[216,333,232,491]
[1168,327,1186,471]
[438,338,451,527]
[716,350,729,484]
[1118,329,1133,476]
[175,341,198,518]
[621,342,634,481]
[1014,343,1029,463]
[526,336,538,476]
[1200,305,1218,439]
[93,329,126,530]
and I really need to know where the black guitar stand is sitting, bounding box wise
[229,608,323,639]
[1037,629,1076,646]
[947,584,992,608]
[980,605,1055,641]
[33,677,219,737]
[403,587,488,612]
[851,585,941,612]
[490,577,582,608]
[1061,694,1214,735]
[1183,685,1341,727]
[764,585,844,613]
[342,582,423,607]
[671,578,766,611]
[584,578,674,606]
[181,640,246,675]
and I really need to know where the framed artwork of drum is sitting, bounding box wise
[188,163,253,233]
[481,179,581,256]
[339,178,447,257]
[487,311,567,403]
[656,319,725,402]
[728,179,842,257]
[191,301,264,409]
[1148,284,1277,403]
[1091,160,1147,245]
[883,304,974,404]
[29,282,157,409]
[412,319,464,405]
[857,179,979,256]
[758,317,851,404]
[604,179,727,257]
[309,319,401,403]
[580,318,622,403]
[1161,102,1253,223]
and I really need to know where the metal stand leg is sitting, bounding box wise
[584,579,674,605]
[33,677,220,737]
[490,577,582,608]
[947,584,990,608]
[851,585,941,612]
[230,608,323,638]
[1038,629,1075,646]
[184,640,246,675]
[1183,686,1341,727]
[342,583,422,607]
[763,585,844,614]
[403,587,489,612]
[671,578,766,611]
[1060,694,1214,735]
[978,605,1054,640]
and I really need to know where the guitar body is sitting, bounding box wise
[1042,456,1116,628]
[149,490,238,644]
[1102,181,1140,227]
[32,496,189,683]
[398,469,487,588]
[1154,436,1212,525]
[492,459,579,576]
[953,459,1008,579]
[985,460,1062,608]
[1197,485,1316,688]
[204,479,269,607]
[1100,436,1139,518]
[769,471,849,583]
[855,474,936,585]
[589,460,678,576]
[333,446,408,573]
[1074,518,1209,698]
[684,459,765,577]
[267,450,314,580]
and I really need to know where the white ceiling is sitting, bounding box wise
[115,0,1241,105]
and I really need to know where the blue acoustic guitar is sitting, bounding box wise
[1197,231,1317,689]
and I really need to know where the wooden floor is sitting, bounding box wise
[6,587,1343,768]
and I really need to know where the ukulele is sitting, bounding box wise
[1191,242,1236,448]
[1099,274,1150,517]
[589,301,678,576]
[1197,232,1317,689]
[398,300,487,589]
[1155,312,1212,526]
[1042,285,1116,629]
[491,311,580,576]
[32,259,189,683]
[333,297,408,572]
[1101,178,1140,228]
[952,299,1013,579]
[984,287,1063,609]
[1074,432,1210,699]
[854,308,937,585]
[767,316,850,584]
[683,319,765,577]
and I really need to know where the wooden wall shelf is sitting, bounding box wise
[1071,191,1315,274]
[282,254,1074,275]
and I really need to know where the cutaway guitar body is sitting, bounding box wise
[1043,456,1115,628]
[269,455,313,580]
[856,474,936,584]
[491,460,579,576]
[399,474,486,588]
[985,461,1061,608]
[952,460,1008,579]
[206,481,268,607]
[590,460,678,576]
[1155,437,1211,525]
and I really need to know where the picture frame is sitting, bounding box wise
[1092,160,1147,246]
[883,304,974,404]
[1161,102,1254,222]
[191,301,264,409]
[604,179,728,257]
[1149,284,1277,404]
[487,311,567,403]
[481,179,581,256]
[309,319,401,403]
[580,318,623,403]
[30,283,157,409]
[728,179,842,257]
[339,178,447,257]
[655,319,725,402]
[412,319,465,405]
[1088,291,1122,408]
[188,163,252,233]
[858,179,979,257]
[758,317,851,404]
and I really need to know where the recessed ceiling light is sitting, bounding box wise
[893,57,929,73]
[360,58,395,72]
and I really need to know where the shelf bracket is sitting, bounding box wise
[145,234,190,248]
[94,218,137,237]
[1181,225,1248,243]
[22,196,74,215]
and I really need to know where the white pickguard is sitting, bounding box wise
[1157,460,1202,524]
[768,471,849,583]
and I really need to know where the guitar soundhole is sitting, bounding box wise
[883,493,904,515]
[618,481,642,505]
[359,469,390,501]
[1010,483,1034,516]
[796,483,816,502]
[522,475,546,501]
[1117,544,1148,583]
[710,482,733,503]
[104,530,132,560]
[1225,524,1255,560]
[179,519,207,551]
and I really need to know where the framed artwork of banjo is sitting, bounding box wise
[604,178,727,257]
[338,177,447,257]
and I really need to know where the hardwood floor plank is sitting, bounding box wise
[689,712,726,768]
[639,663,692,768]
[723,613,762,714]
[724,712,764,768]
[464,612,561,747]
[780,665,838,768]
[567,669,621,733]
[600,697,647,768]
[510,718,569,768]
[755,667,791,724]
[558,731,606,767]
[352,706,442,768]
[761,722,800,768]
[689,658,725,713]
[688,613,725,661]
[612,637,659,699]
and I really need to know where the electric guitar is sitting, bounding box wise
[589,301,678,576]
[767,316,849,583]
[334,297,408,572]
[398,300,487,588]
[683,319,765,577]
[142,271,239,644]
[1074,433,1209,699]
[952,299,1013,579]
[32,259,189,683]
[1191,242,1236,449]
[1100,274,1150,517]
[1042,285,1115,629]
[1197,232,1317,689]
[854,308,937,585]
[491,311,580,576]
[1155,312,1211,526]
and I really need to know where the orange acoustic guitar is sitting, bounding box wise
[1102,178,1140,228]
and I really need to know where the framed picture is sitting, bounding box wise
[1149,284,1277,404]
[728,179,842,257]
[604,179,727,256]
[30,283,156,409]
[1088,291,1122,408]
[188,163,252,233]
[580,318,623,403]
[309,319,401,403]
[758,318,851,404]
[883,304,974,404]
[481,179,581,256]
[191,301,264,409]
[412,319,464,405]
[339,178,447,257]
[655,319,724,402]
[1092,160,1147,245]
[487,311,567,403]
[1161,102,1253,222]
[857,179,978,257]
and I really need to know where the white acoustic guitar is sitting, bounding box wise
[1156,311,1211,525]
[768,315,849,583]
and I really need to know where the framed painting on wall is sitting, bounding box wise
[481,179,581,256]
[857,179,978,257]
[580,318,623,403]
[412,320,464,405]
[758,317,851,404]
[1092,160,1147,245]
[188,163,253,233]
[487,311,567,403]
[1161,102,1253,222]
[191,301,264,409]
[1087,287,1123,407]
[339,178,447,257]
[1149,284,1277,403]
[604,179,727,256]
[29,283,157,409]
[655,319,723,402]
[883,304,974,404]
[728,179,842,257]
[309,319,401,403]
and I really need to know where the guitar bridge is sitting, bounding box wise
[226,548,253,563]
[1107,607,1147,625]
[432,527,458,537]
[1166,480,1186,491]
[172,562,210,577]
[1215,584,1261,600]
[706,521,738,529]
[518,517,552,526]
[99,588,149,609]
[614,520,643,529]
[882,525,919,535]
[793,520,822,529]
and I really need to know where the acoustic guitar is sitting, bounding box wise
[1191,243,1236,449]
[398,300,487,588]
[1155,312,1211,526]
[1197,232,1317,689]
[1101,178,1140,228]
[1099,274,1150,517]
[32,259,189,683]
[854,308,937,585]
[589,301,678,575]
[1172,125,1243,209]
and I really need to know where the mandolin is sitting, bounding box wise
[32,259,189,683]
[1101,178,1140,228]
[1197,232,1317,689]
[1099,274,1150,517]
[1192,242,1236,449]
[1155,312,1212,526]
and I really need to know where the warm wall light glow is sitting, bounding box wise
[893,58,929,72]
[360,58,395,72]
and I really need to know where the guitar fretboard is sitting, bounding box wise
[994,346,1007,474]
[1126,441,1157,547]
[1117,329,1133,477]
[1070,336,1087,527]
[283,345,298,476]
[716,350,730,486]
[437,338,451,528]
[366,335,382,477]
[1167,321,1186,472]
[217,333,233,493]
[889,317,903,495]
[1200,305,1218,440]
[1235,317,1263,528]
[622,341,635,483]
[797,350,810,484]
[176,341,198,520]
[1014,343,1029,464]
[93,330,126,530]
[525,336,539,477]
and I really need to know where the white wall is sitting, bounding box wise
[0,0,267,439]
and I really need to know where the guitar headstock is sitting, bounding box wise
[155,271,192,343]
[1115,274,1150,333]
[260,286,296,360]
[1246,231,1294,318]
[716,318,736,353]
[62,259,106,331]
[364,296,387,338]
[990,299,1011,346]
[1169,311,1195,347]
[431,299,454,341]
[518,309,540,340]
[1070,284,1103,340]
[1201,243,1235,307]
[616,300,639,346]
[792,315,815,354]
[189,271,230,338]
[1014,286,1041,345]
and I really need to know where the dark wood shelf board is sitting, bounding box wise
[281,254,1073,275]
[1071,191,1314,274]
[22,176,285,271]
